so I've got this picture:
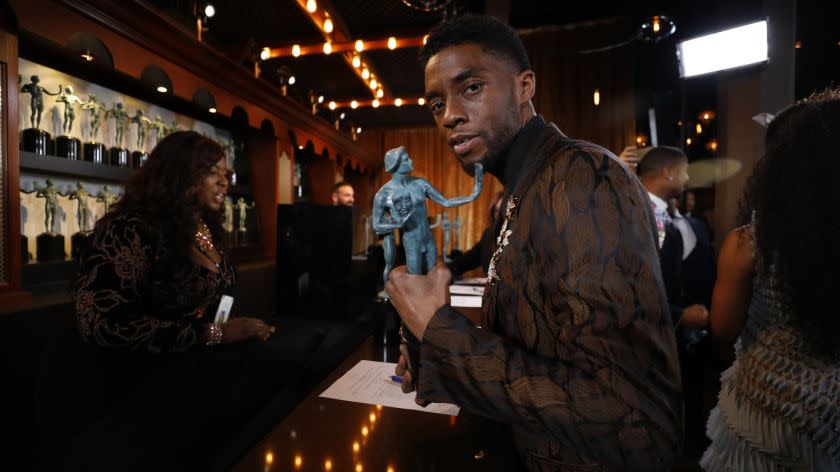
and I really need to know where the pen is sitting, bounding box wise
[389,375,403,384]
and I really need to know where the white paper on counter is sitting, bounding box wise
[319,360,460,416]
[449,285,484,296]
[451,295,483,308]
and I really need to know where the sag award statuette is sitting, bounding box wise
[130,110,152,168]
[34,179,65,262]
[149,115,167,148]
[55,85,84,160]
[221,196,235,246]
[20,75,60,155]
[69,182,93,259]
[453,215,463,252]
[82,94,107,164]
[371,146,483,345]
[107,102,130,167]
[96,185,118,214]
[234,197,255,246]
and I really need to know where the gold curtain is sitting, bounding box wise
[356,18,638,255]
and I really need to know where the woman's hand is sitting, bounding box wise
[221,317,275,343]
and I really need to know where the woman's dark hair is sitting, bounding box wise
[742,87,840,358]
[419,14,531,73]
[99,130,227,265]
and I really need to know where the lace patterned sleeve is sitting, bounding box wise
[75,217,205,352]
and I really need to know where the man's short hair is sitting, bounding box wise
[419,14,531,73]
[331,181,352,193]
[637,146,688,177]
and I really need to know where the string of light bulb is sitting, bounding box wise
[327,97,427,110]
[261,35,428,59]
[290,0,395,99]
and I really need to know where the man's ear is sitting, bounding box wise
[517,69,536,103]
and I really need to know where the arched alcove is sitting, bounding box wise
[192,88,217,113]
[140,65,173,94]
[67,32,114,68]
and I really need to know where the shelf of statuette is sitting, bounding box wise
[20,151,135,183]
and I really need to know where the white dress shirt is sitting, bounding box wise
[648,193,697,259]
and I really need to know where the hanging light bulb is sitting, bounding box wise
[306,0,317,13]
[323,42,332,55]
[323,18,333,33]
[394,98,403,107]
[369,79,378,90]
[696,123,703,134]
[317,95,325,104]
[204,4,216,18]
[698,110,715,123]
[260,47,271,61]
[376,88,384,98]
[339,112,346,120]
[361,68,370,79]
[328,101,337,110]
[292,44,301,57]
[356,127,362,134]
[351,100,359,109]
[355,40,364,52]
[387,37,397,50]
[352,55,361,68]
[372,99,380,108]
[593,88,600,106]
[288,75,296,85]
[640,15,676,43]
[418,97,426,106]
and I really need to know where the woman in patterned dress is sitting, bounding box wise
[36,132,313,469]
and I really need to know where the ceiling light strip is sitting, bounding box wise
[292,0,393,99]
[264,36,426,58]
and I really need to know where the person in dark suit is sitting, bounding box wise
[638,147,710,332]
[639,147,717,455]
[670,196,716,308]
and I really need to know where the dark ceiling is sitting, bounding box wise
[144,0,838,133]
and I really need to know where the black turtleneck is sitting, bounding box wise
[494,115,548,190]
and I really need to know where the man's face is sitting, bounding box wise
[685,191,696,213]
[332,185,355,206]
[424,43,530,174]
[665,160,690,197]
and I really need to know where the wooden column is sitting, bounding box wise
[0,1,31,308]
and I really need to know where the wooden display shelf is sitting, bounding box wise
[20,151,136,183]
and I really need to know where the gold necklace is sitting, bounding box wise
[195,219,216,254]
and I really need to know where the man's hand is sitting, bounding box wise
[682,304,710,329]
[618,145,640,171]
[385,261,452,341]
